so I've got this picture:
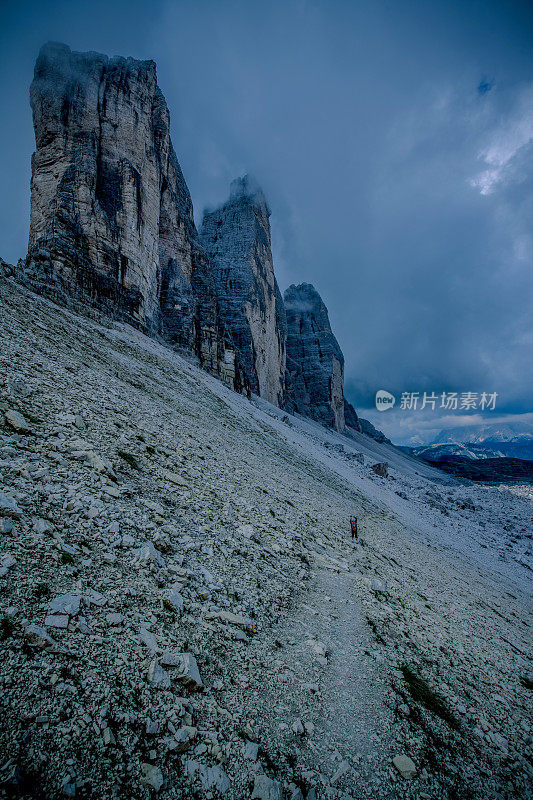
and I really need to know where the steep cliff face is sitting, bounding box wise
[284,283,345,432]
[344,399,362,433]
[200,176,286,406]
[26,42,239,386]
[358,417,392,445]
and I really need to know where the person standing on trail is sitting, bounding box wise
[350,516,358,541]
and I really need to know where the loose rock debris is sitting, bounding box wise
[0,278,531,799]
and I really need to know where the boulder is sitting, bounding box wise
[4,410,31,434]
[0,493,22,519]
[392,754,417,778]
[160,652,203,690]
[371,462,389,478]
[140,764,163,792]
[252,774,284,800]
[147,659,171,689]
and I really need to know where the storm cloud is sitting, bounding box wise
[1,0,531,442]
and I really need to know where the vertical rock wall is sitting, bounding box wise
[26,42,239,387]
[200,176,286,406]
[284,283,346,432]
[24,43,377,434]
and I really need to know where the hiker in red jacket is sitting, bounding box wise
[350,517,358,541]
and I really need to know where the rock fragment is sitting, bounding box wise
[307,638,327,658]
[170,726,197,753]
[0,492,22,518]
[106,613,124,625]
[135,541,166,568]
[205,609,253,628]
[4,409,31,434]
[33,517,53,535]
[139,628,160,653]
[140,763,163,792]
[44,614,69,629]
[0,554,16,576]
[330,760,351,784]
[147,660,171,689]
[287,784,304,800]
[251,774,284,800]
[84,451,117,481]
[24,624,58,650]
[164,588,184,614]
[371,462,389,478]
[0,518,13,534]
[185,761,231,794]
[291,718,305,736]
[48,593,81,616]
[161,652,203,690]
[392,754,417,778]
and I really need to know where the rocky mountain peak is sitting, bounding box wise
[23,42,244,392]
[284,282,345,432]
[229,174,269,213]
[200,177,286,406]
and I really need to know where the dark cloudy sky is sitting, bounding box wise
[1,0,532,443]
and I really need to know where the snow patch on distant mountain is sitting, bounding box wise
[433,422,533,445]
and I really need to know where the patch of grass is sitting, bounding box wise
[34,581,50,599]
[400,664,460,730]
[117,450,141,471]
[61,551,75,564]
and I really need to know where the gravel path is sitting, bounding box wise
[238,547,396,799]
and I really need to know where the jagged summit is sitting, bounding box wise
[284,282,330,313]
[34,40,155,73]
[228,174,269,213]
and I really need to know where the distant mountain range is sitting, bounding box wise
[405,442,505,461]
[403,422,533,462]
[399,421,533,481]
[433,421,533,443]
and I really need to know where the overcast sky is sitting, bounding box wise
[1,0,532,443]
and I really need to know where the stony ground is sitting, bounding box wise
[0,276,531,800]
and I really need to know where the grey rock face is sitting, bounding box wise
[25,42,240,389]
[0,257,15,278]
[359,417,392,445]
[284,283,345,432]
[345,400,391,445]
[200,176,286,406]
[344,399,362,433]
